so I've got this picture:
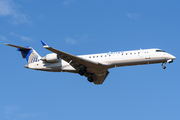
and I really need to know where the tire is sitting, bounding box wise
[87,77,93,82]
[79,70,84,76]
[163,66,166,69]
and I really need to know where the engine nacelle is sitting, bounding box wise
[41,53,59,63]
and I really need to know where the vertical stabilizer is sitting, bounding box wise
[5,44,41,64]
[18,46,41,64]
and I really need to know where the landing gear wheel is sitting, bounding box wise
[78,65,86,76]
[78,69,85,76]
[162,66,166,69]
[87,76,93,82]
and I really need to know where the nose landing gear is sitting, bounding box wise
[162,62,166,69]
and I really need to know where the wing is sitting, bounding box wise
[41,40,109,84]
[91,70,109,84]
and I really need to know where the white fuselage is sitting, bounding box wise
[27,48,176,72]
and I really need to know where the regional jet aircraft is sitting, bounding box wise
[5,41,176,84]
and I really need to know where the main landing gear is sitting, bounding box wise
[87,76,93,82]
[78,69,85,76]
[78,66,86,76]
[78,66,94,83]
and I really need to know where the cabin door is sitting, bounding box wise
[144,51,150,59]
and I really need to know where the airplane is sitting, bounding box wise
[5,40,176,85]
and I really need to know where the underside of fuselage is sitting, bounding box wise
[26,56,170,73]
[104,57,169,68]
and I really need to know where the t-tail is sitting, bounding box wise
[5,44,41,64]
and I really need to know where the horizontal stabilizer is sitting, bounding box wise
[4,43,31,50]
[5,43,41,64]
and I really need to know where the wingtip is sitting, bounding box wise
[4,43,10,46]
[41,40,48,47]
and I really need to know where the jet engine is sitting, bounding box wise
[41,53,59,63]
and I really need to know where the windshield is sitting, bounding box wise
[156,50,166,52]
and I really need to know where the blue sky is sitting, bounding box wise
[0,0,180,120]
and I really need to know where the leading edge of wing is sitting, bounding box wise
[40,40,105,69]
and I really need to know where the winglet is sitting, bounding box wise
[41,40,49,47]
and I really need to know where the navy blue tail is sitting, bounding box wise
[18,46,41,64]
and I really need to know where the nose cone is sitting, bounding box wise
[171,55,176,60]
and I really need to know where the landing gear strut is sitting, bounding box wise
[162,62,166,69]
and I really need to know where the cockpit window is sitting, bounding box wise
[156,50,166,52]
